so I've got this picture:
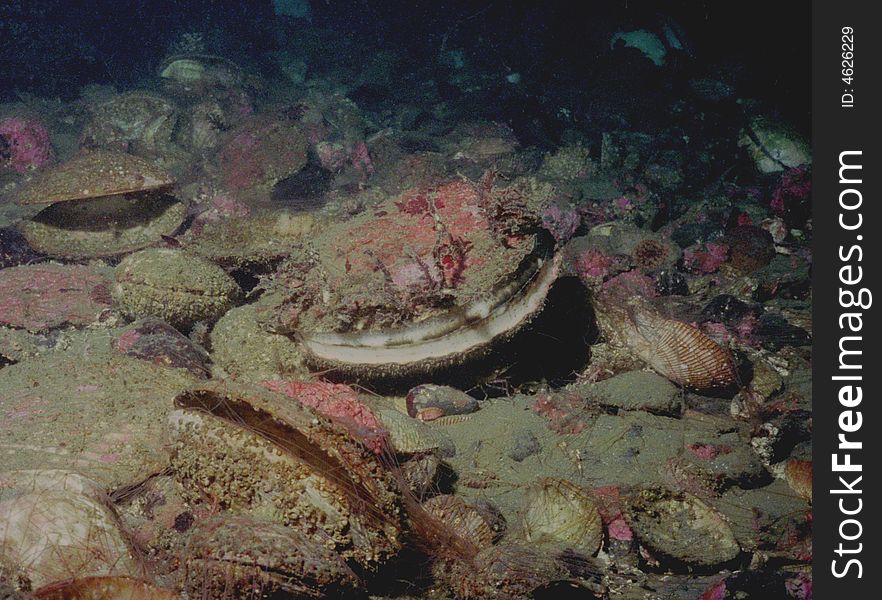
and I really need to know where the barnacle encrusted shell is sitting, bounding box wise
[183,515,361,598]
[113,248,242,329]
[520,477,603,556]
[80,91,178,152]
[20,193,187,259]
[625,487,740,568]
[168,382,404,567]
[596,296,738,391]
[15,151,175,205]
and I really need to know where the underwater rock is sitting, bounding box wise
[508,428,542,462]
[217,116,309,191]
[625,487,741,569]
[115,317,211,378]
[169,383,404,567]
[0,471,146,591]
[182,515,361,599]
[113,248,242,330]
[579,370,682,417]
[0,263,112,331]
[783,458,812,503]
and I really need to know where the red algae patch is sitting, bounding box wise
[260,380,388,453]
[0,263,112,331]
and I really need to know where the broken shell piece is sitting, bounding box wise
[15,151,174,205]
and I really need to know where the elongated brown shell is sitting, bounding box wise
[609,299,739,391]
[16,151,174,205]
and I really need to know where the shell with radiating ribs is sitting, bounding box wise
[613,299,739,391]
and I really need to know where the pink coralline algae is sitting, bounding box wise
[0,116,54,173]
[574,248,614,280]
[698,580,727,600]
[0,263,112,331]
[541,204,581,244]
[683,242,729,274]
[261,380,388,454]
[770,166,811,216]
[600,270,658,300]
[531,391,592,434]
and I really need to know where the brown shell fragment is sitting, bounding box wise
[784,459,812,502]
[16,151,174,205]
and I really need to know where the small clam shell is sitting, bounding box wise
[406,384,479,418]
[784,459,812,502]
[160,58,206,83]
[521,477,603,556]
[627,303,739,391]
[423,495,496,550]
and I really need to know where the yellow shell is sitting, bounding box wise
[160,58,206,83]
[520,477,603,556]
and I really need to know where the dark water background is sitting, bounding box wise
[2,0,809,130]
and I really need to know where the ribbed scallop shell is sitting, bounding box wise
[520,477,603,556]
[372,406,455,457]
[626,305,739,391]
[423,495,495,550]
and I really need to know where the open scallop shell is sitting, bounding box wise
[16,151,174,205]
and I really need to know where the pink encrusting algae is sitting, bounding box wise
[0,116,54,173]
[260,380,388,454]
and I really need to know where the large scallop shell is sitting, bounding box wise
[15,151,174,205]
